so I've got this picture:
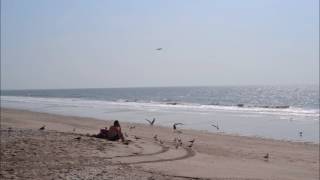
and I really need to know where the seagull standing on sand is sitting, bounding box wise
[264,153,269,161]
[39,125,46,130]
[188,139,195,148]
[145,118,156,126]
[153,134,158,141]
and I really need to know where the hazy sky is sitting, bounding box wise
[1,0,319,89]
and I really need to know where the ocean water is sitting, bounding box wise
[1,85,319,143]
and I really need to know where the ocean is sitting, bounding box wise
[1,85,319,143]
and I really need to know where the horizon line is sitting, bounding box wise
[1,83,319,91]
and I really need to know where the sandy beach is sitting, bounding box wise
[1,108,319,180]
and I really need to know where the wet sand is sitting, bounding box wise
[1,108,319,180]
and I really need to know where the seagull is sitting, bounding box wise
[189,139,195,144]
[145,118,156,126]
[153,134,158,141]
[134,136,141,140]
[156,48,162,51]
[74,136,81,140]
[175,143,179,149]
[39,125,46,130]
[173,123,184,130]
[299,131,303,137]
[188,143,193,148]
[264,153,269,160]
[211,121,219,130]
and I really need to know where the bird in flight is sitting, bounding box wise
[173,123,184,130]
[211,121,219,130]
[156,48,162,50]
[145,118,156,126]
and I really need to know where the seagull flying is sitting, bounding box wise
[211,121,219,130]
[145,118,156,126]
[156,48,162,50]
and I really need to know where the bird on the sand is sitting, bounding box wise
[211,121,219,130]
[175,143,179,149]
[145,118,156,126]
[153,134,158,141]
[156,48,162,51]
[173,123,184,130]
[189,139,195,144]
[134,136,141,140]
[264,153,269,160]
[74,136,81,140]
[39,125,46,130]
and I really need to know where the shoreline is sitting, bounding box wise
[2,95,318,143]
[1,108,319,179]
[1,107,318,145]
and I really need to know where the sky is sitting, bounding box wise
[1,0,319,90]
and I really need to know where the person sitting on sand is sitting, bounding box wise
[107,120,125,142]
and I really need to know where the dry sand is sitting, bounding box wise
[1,108,319,180]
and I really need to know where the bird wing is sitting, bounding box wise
[145,119,152,124]
[151,118,156,124]
[211,124,219,129]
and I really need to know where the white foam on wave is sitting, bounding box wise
[1,96,319,118]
